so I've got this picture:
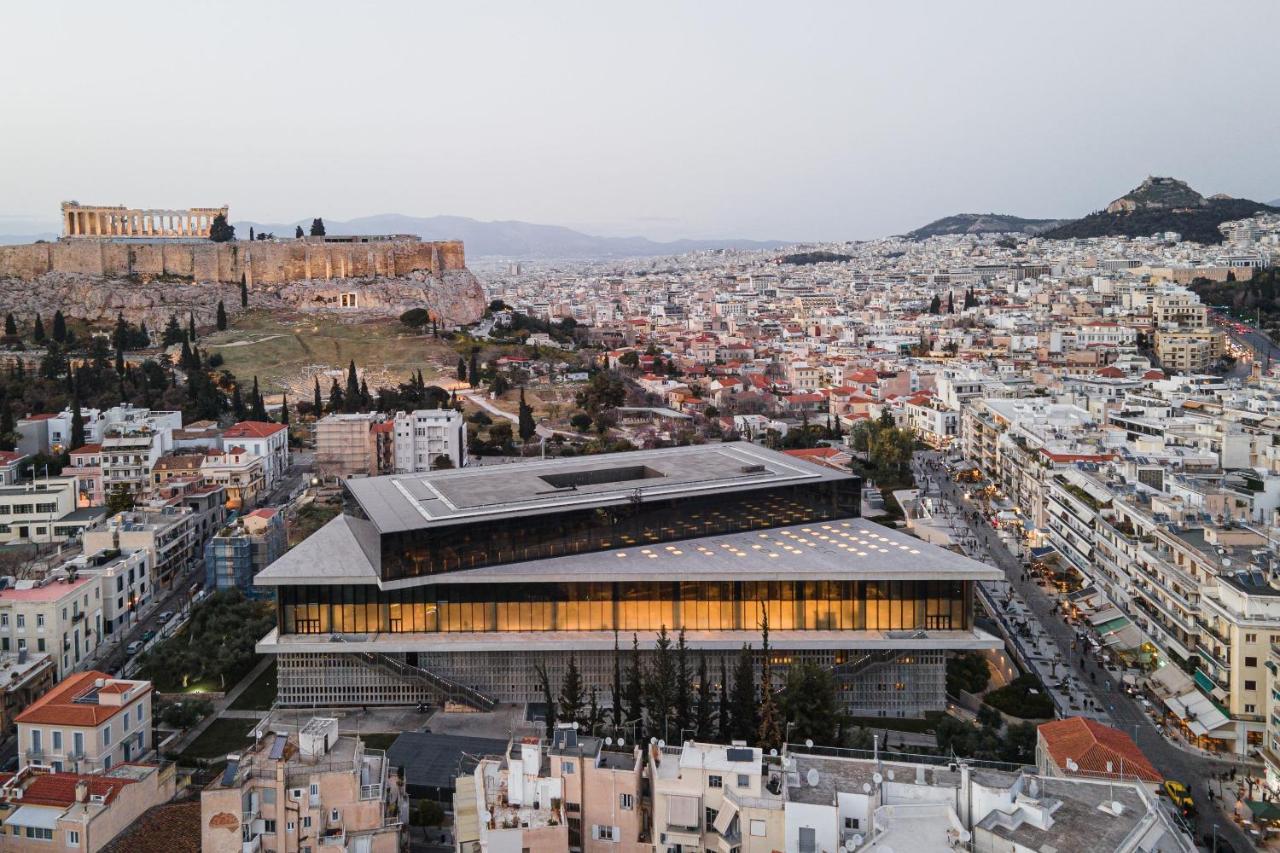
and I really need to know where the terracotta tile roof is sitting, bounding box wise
[0,450,27,464]
[15,671,148,728]
[19,770,139,807]
[224,420,286,439]
[99,800,200,853]
[1037,717,1161,783]
[69,444,102,455]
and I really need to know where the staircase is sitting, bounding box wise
[830,632,928,679]
[357,651,497,711]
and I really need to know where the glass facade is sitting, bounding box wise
[347,479,862,582]
[278,579,970,635]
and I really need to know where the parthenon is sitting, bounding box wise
[60,201,229,239]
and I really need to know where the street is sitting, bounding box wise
[915,451,1258,852]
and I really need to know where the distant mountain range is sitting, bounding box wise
[1039,176,1279,244]
[234,214,784,259]
[904,213,1065,240]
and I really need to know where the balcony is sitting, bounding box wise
[1131,585,1197,636]
[241,836,262,853]
[1198,641,1232,674]
[319,825,346,847]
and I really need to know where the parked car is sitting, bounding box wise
[157,611,174,624]
[126,641,144,656]
[141,630,156,642]
[1163,780,1195,817]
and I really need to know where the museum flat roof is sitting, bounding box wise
[343,443,850,532]
[255,515,1002,588]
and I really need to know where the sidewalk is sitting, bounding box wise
[169,655,274,754]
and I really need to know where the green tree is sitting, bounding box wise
[619,350,640,369]
[280,393,290,426]
[52,310,67,343]
[162,314,184,346]
[188,313,197,343]
[730,644,758,743]
[928,294,941,314]
[313,377,323,416]
[674,628,692,739]
[757,605,783,753]
[469,347,480,384]
[209,214,235,242]
[780,662,842,747]
[250,376,269,421]
[0,404,15,452]
[4,313,15,336]
[344,360,361,413]
[518,387,536,444]
[216,300,228,331]
[32,313,44,344]
[625,634,644,740]
[240,276,249,308]
[535,661,557,737]
[70,398,85,450]
[575,371,626,419]
[457,357,467,382]
[559,654,585,726]
[569,412,592,432]
[106,483,135,515]
[718,657,733,742]
[490,373,510,397]
[611,634,624,731]
[694,652,714,738]
[231,384,247,420]
[328,378,344,414]
[646,626,677,741]
[310,217,326,237]
[295,225,305,239]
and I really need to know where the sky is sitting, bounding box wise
[3,0,1279,242]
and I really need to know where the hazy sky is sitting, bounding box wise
[3,0,1278,241]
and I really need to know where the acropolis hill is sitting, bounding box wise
[0,202,486,328]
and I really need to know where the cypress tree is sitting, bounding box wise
[188,313,197,342]
[313,377,323,417]
[115,348,125,374]
[469,348,479,384]
[611,634,624,731]
[518,387,536,444]
[33,314,44,343]
[3,314,15,336]
[216,300,227,331]
[674,627,692,740]
[646,626,676,742]
[240,275,249,308]
[251,376,268,421]
[328,378,344,413]
[52,310,67,343]
[757,606,783,752]
[457,356,467,382]
[295,225,304,239]
[231,384,246,420]
[731,644,759,742]
[718,657,733,743]
[0,403,15,452]
[559,654,585,727]
[360,378,370,408]
[947,290,955,314]
[163,314,184,346]
[694,652,713,739]
[535,662,557,738]
[625,634,644,740]
[281,393,290,426]
[344,360,360,413]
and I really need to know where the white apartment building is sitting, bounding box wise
[0,476,99,545]
[222,420,290,491]
[393,408,468,472]
[0,575,104,681]
[15,671,152,773]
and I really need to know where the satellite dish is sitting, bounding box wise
[605,737,613,746]
[844,838,856,852]
[650,737,658,745]
[805,739,814,748]
[1066,759,1079,772]
[480,811,491,823]
[1028,779,1040,798]
[658,740,666,748]
[861,783,872,794]
[887,770,895,781]
[806,768,820,787]
[872,773,883,784]
[852,835,864,848]
[958,830,971,843]
[617,738,625,747]
[770,748,779,757]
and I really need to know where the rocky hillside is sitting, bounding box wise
[1041,176,1278,244]
[0,268,486,329]
[905,213,1064,240]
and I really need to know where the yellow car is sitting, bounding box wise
[1163,780,1195,816]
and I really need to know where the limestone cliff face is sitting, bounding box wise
[0,268,486,328]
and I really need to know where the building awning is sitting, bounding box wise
[1247,800,1280,822]
[1149,662,1194,697]
[7,805,61,830]
[668,795,700,830]
[1030,545,1057,559]
[713,798,739,835]
[1165,689,1232,737]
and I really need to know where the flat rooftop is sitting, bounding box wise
[256,516,1003,588]
[344,443,850,532]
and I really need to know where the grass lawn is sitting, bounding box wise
[228,661,277,711]
[203,311,457,396]
[847,711,944,735]
[179,718,258,762]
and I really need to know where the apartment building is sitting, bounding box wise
[200,717,403,853]
[315,413,379,478]
[0,763,176,852]
[204,508,285,597]
[650,741,780,853]
[67,549,151,638]
[454,725,646,853]
[63,445,104,507]
[82,507,196,592]
[1155,329,1224,373]
[200,447,266,510]
[0,477,101,545]
[0,576,104,680]
[15,672,152,773]
[0,651,57,737]
[392,408,468,472]
[222,420,290,491]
